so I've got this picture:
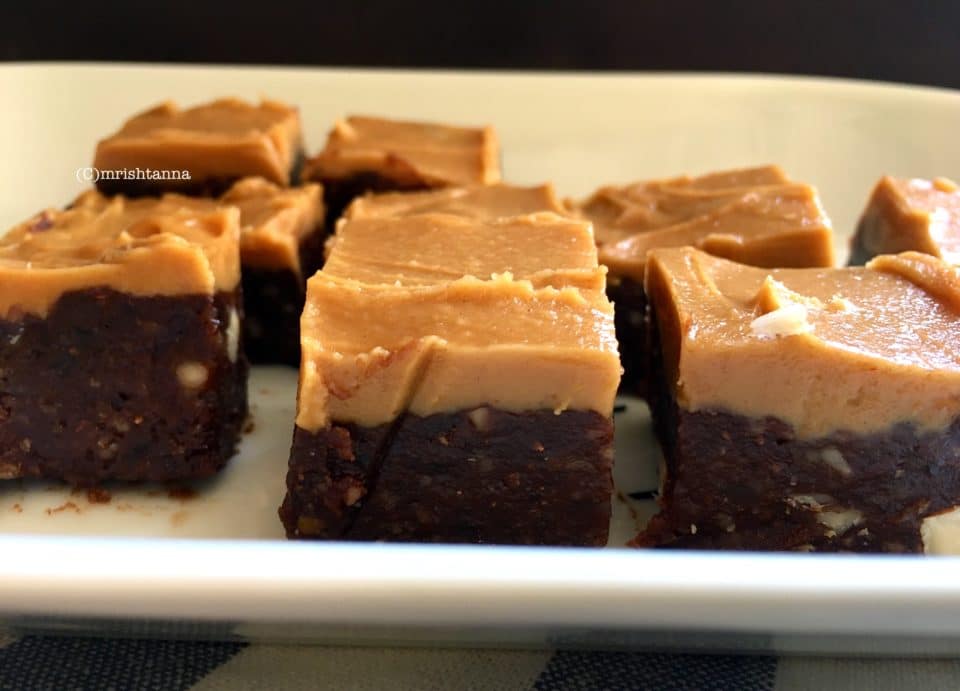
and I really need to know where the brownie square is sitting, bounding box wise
[0,195,248,485]
[638,247,960,553]
[850,176,960,265]
[572,165,836,395]
[93,98,303,197]
[301,116,501,234]
[280,273,620,545]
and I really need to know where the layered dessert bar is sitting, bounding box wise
[301,116,500,233]
[571,165,835,395]
[280,211,619,544]
[850,176,959,265]
[279,274,620,544]
[343,182,565,222]
[637,247,960,552]
[221,178,325,365]
[93,98,303,197]
[0,195,247,485]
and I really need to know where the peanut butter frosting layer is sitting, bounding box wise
[574,165,835,281]
[0,193,241,319]
[94,98,302,186]
[645,247,960,438]
[853,176,960,264]
[297,274,620,430]
[222,177,324,273]
[302,116,500,187]
[344,183,565,221]
[324,212,605,290]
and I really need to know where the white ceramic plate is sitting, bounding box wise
[1,63,959,653]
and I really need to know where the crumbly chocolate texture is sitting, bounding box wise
[0,288,247,485]
[637,301,960,553]
[242,221,326,365]
[280,408,614,545]
[95,152,305,199]
[606,276,648,396]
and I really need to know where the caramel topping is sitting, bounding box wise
[0,193,241,318]
[222,177,324,273]
[94,98,302,186]
[324,212,604,290]
[646,247,960,438]
[574,166,835,281]
[853,176,960,264]
[296,274,620,430]
[344,183,565,221]
[302,116,500,187]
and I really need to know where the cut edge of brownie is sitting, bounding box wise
[279,407,614,546]
[314,172,433,236]
[0,287,248,485]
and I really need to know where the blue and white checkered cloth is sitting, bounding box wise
[3,633,960,690]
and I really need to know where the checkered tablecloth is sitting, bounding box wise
[3,633,960,690]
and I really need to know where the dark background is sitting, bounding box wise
[2,1,958,90]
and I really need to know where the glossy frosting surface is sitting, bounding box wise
[574,166,835,280]
[646,247,960,437]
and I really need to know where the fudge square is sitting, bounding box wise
[637,246,960,553]
[571,165,836,395]
[279,274,620,544]
[301,116,501,232]
[0,195,247,485]
[343,182,566,222]
[93,98,304,197]
[851,176,960,265]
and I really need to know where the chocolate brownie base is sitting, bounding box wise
[317,173,431,236]
[242,220,327,366]
[94,151,306,199]
[280,408,614,545]
[606,276,648,396]
[637,302,960,553]
[0,288,248,485]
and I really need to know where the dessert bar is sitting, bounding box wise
[637,247,960,552]
[850,176,959,265]
[572,165,835,395]
[0,195,247,485]
[93,98,303,197]
[301,116,500,233]
[279,274,620,544]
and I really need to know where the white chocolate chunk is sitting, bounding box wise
[922,507,960,555]
[176,361,209,389]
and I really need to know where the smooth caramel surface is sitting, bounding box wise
[853,176,960,264]
[344,183,565,221]
[646,247,960,437]
[94,98,302,185]
[324,212,605,290]
[302,115,500,187]
[222,177,324,273]
[0,193,241,318]
[574,166,835,281]
[296,274,620,430]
